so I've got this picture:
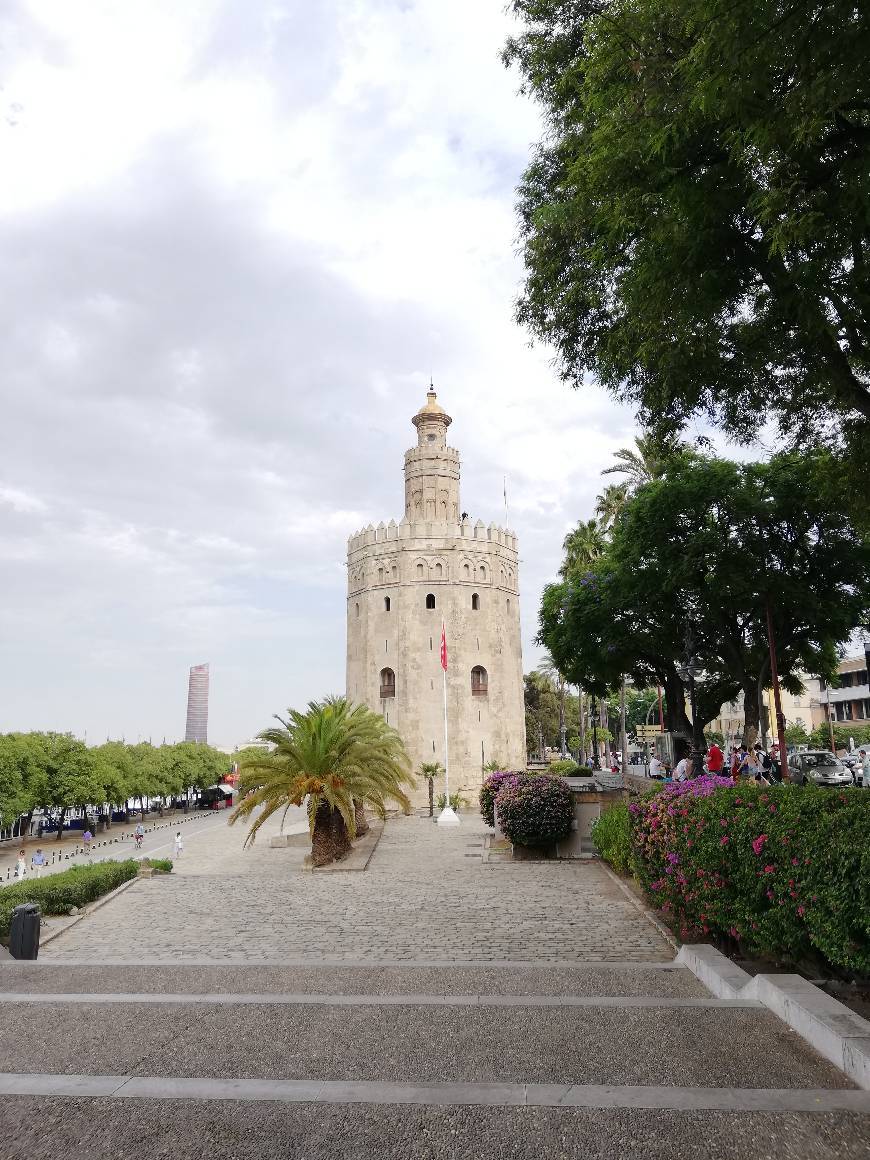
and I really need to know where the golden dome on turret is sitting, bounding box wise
[412,386,452,429]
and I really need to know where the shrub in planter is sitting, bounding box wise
[495,775,574,849]
[139,858,173,873]
[0,859,140,942]
[548,759,580,776]
[629,778,870,973]
[575,765,594,777]
[590,802,633,872]
[479,771,528,827]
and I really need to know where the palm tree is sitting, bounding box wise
[594,482,629,528]
[601,431,686,490]
[419,761,443,818]
[538,653,568,757]
[560,518,605,579]
[229,697,414,867]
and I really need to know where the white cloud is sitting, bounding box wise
[0,0,637,745]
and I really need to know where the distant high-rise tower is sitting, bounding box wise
[184,663,209,743]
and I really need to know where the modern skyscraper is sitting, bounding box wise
[184,663,210,743]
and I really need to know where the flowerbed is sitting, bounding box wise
[0,859,140,942]
[495,775,575,849]
[627,777,870,973]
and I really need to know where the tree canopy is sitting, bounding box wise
[506,0,870,460]
[540,450,870,745]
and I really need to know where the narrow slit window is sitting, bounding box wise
[471,592,480,610]
[384,596,391,612]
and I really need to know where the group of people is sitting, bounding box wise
[648,741,783,784]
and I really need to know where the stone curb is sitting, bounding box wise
[677,945,870,1090]
[598,861,680,953]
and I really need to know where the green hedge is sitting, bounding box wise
[139,858,173,872]
[0,859,139,942]
[590,802,633,873]
[623,777,870,974]
[547,759,580,776]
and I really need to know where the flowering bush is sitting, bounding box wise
[628,777,870,973]
[479,771,528,827]
[495,775,574,849]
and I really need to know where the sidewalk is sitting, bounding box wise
[0,810,230,883]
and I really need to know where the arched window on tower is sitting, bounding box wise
[355,603,360,618]
[426,593,436,609]
[384,596,391,612]
[506,598,511,614]
[417,563,424,579]
[471,666,488,697]
[471,593,480,611]
[463,563,470,579]
[379,668,396,699]
[435,562,443,579]
[378,567,384,584]
[479,565,487,581]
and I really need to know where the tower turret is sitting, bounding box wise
[404,388,461,523]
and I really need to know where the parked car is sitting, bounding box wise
[787,750,854,787]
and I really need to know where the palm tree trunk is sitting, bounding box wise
[428,777,434,818]
[578,689,586,764]
[310,802,335,867]
[331,808,353,861]
[353,798,369,837]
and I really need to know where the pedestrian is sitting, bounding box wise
[649,753,664,779]
[14,849,26,878]
[82,829,93,855]
[30,848,46,879]
[673,753,692,782]
[861,748,870,789]
[706,741,724,775]
[173,831,184,859]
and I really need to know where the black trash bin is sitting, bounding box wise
[9,902,41,960]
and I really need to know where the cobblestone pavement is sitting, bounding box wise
[42,811,673,962]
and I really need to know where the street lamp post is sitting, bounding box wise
[678,625,701,769]
[591,697,601,770]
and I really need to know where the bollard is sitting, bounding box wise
[9,903,41,960]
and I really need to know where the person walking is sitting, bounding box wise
[82,829,93,855]
[861,748,870,788]
[30,849,46,879]
[173,832,184,859]
[14,849,26,879]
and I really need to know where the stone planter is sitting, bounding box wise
[554,778,627,858]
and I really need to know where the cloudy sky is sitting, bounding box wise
[0,0,656,748]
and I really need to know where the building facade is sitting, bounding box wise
[346,390,526,791]
[811,654,870,728]
[184,663,210,743]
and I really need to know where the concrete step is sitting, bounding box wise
[0,961,707,999]
[0,993,852,1091]
[2,1090,869,1160]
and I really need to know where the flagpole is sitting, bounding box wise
[437,618,460,827]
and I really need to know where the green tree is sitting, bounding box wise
[524,671,560,756]
[0,735,28,829]
[541,451,870,748]
[42,734,103,839]
[538,652,569,755]
[230,697,414,867]
[784,720,811,746]
[602,434,686,491]
[506,0,870,457]
[560,518,605,579]
[594,482,630,529]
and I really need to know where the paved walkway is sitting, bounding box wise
[2,808,866,1157]
[41,810,671,962]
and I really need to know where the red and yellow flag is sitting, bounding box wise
[440,622,448,671]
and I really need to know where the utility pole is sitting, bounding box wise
[578,688,586,765]
[765,598,788,779]
[591,696,601,770]
[620,678,628,781]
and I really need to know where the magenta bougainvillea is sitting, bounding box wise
[627,777,870,972]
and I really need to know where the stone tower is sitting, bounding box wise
[346,389,526,792]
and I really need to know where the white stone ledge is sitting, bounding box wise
[678,945,870,1089]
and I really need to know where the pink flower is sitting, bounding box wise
[720,835,729,846]
[752,834,768,855]
[769,804,776,812]
[792,858,799,866]
[763,865,775,874]
[797,905,805,917]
